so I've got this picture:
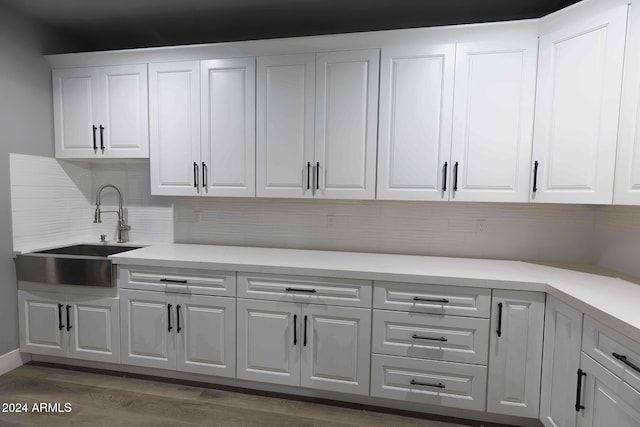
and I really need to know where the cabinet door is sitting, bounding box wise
[315,49,379,200]
[532,5,628,204]
[540,297,583,427]
[237,299,300,386]
[120,290,175,370]
[18,291,66,357]
[175,295,236,378]
[579,353,640,427]
[201,58,256,197]
[149,61,201,196]
[52,67,99,158]
[95,64,149,158]
[487,290,545,418]
[377,44,455,201]
[256,54,315,198]
[300,305,371,395]
[614,4,640,205]
[67,296,120,364]
[450,40,537,202]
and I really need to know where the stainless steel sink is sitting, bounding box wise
[15,244,142,287]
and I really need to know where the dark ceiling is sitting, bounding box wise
[2,0,581,54]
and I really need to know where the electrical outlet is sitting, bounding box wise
[476,219,487,233]
[327,215,336,228]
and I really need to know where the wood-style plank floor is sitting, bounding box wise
[0,364,476,427]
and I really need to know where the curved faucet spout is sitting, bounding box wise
[94,184,130,243]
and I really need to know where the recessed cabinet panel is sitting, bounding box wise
[615,4,640,204]
[372,310,489,364]
[257,54,315,198]
[68,297,120,364]
[237,299,300,386]
[101,65,149,156]
[175,295,236,377]
[377,44,455,201]
[451,40,537,202]
[371,354,487,411]
[120,290,175,370]
[487,290,545,418]
[201,58,256,197]
[315,50,379,199]
[149,61,201,196]
[18,291,66,357]
[540,296,582,427]
[533,5,627,203]
[580,353,640,427]
[300,305,371,395]
[53,69,95,155]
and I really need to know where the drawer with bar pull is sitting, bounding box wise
[582,316,640,391]
[119,265,236,297]
[374,282,491,318]
[372,310,489,364]
[237,273,372,308]
[371,354,487,411]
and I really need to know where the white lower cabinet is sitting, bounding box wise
[120,289,235,377]
[237,298,371,395]
[18,290,120,363]
[370,354,487,411]
[540,296,583,427]
[578,353,640,427]
[487,290,545,418]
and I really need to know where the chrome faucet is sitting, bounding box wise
[94,184,131,243]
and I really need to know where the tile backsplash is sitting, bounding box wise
[10,154,611,264]
[10,154,173,251]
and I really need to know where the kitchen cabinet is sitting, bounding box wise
[52,65,148,159]
[120,289,236,377]
[237,298,371,395]
[532,5,628,204]
[18,290,120,364]
[256,49,379,199]
[578,353,640,427]
[149,58,255,197]
[256,54,316,198]
[201,58,256,197]
[487,290,545,418]
[540,296,583,427]
[614,3,640,205]
[450,40,537,202]
[149,61,201,196]
[376,44,455,201]
[376,39,536,203]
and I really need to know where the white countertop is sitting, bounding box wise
[109,243,640,343]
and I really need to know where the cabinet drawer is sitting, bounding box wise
[371,354,487,411]
[237,273,372,308]
[372,310,489,364]
[120,266,236,297]
[583,316,640,391]
[374,282,490,318]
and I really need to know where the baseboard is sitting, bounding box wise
[0,349,31,376]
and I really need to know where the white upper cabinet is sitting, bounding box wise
[532,5,628,204]
[377,44,455,201]
[614,4,640,205]
[149,58,256,197]
[201,58,256,197]
[256,49,379,200]
[315,50,379,200]
[450,40,537,202]
[149,61,201,196]
[53,64,148,159]
[256,54,316,198]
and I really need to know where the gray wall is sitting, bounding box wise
[0,2,56,355]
